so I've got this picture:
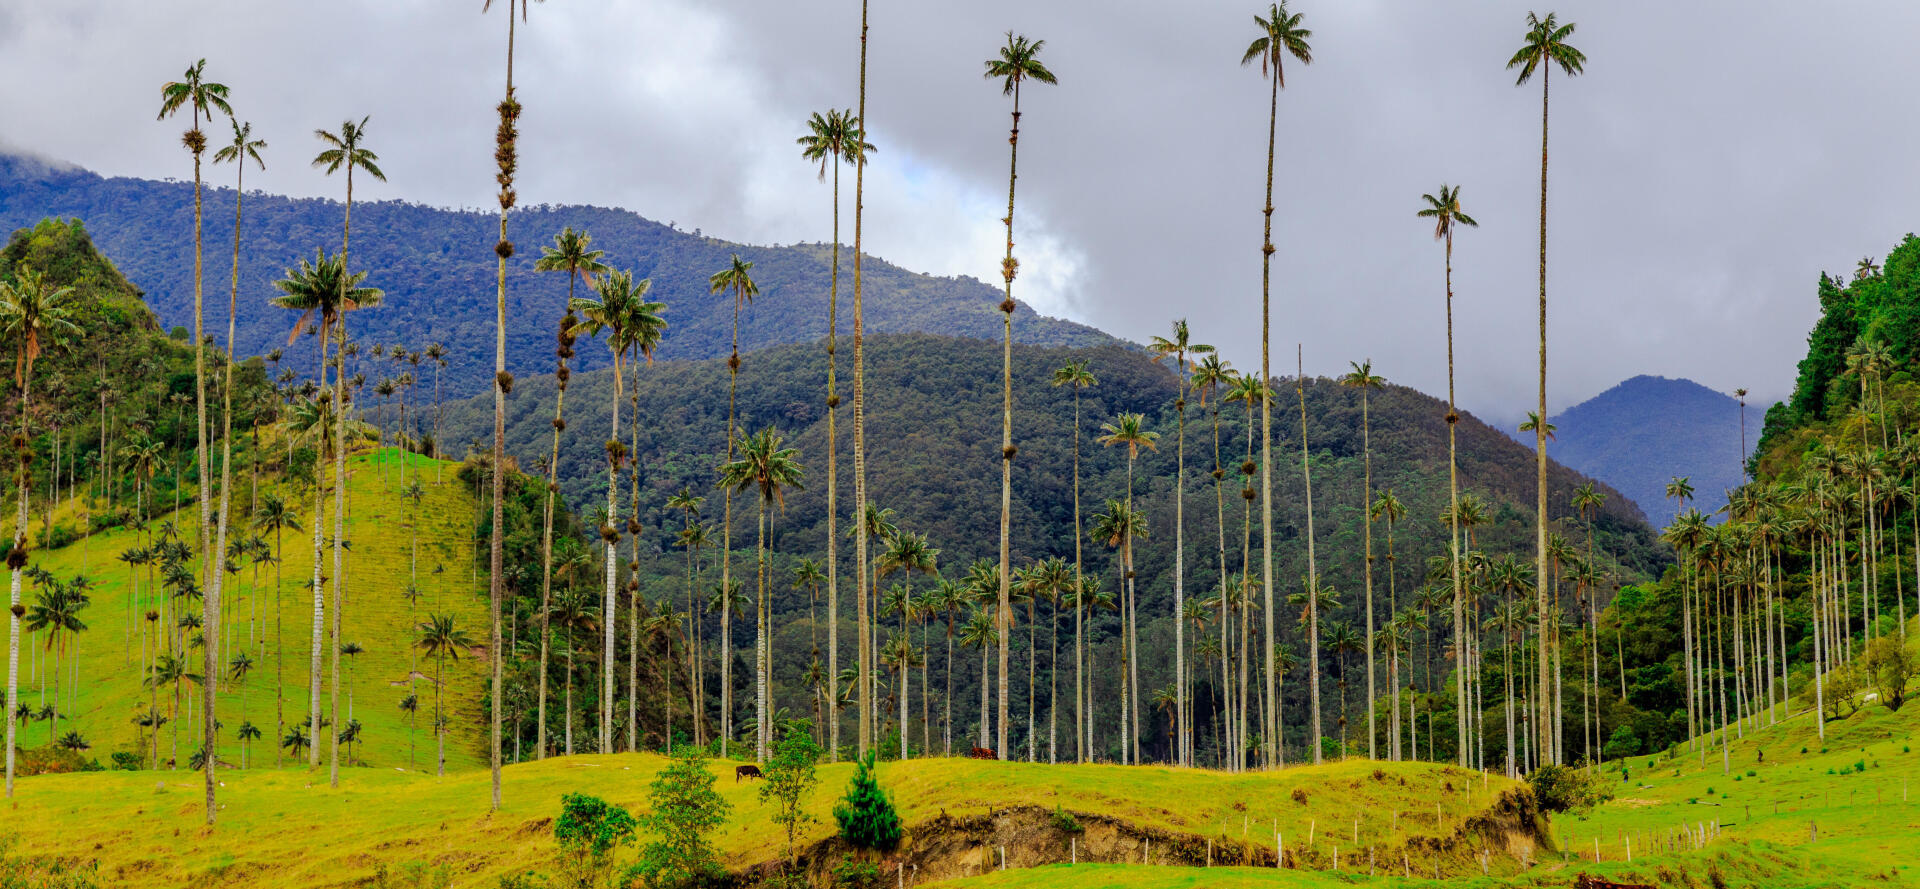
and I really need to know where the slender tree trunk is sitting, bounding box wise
[5,377,31,797]
[1072,387,1085,763]
[825,156,843,762]
[994,81,1023,763]
[1533,63,1555,769]
[203,157,248,817]
[852,0,873,760]
[1258,60,1281,773]
[309,322,329,768]
[1361,386,1375,760]
[1444,227,1467,766]
[327,169,358,789]
[1297,355,1322,762]
[1174,355,1188,766]
[603,357,622,754]
[537,275,579,760]
[484,7,520,813]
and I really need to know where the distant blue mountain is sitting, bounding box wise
[0,152,1118,397]
[1541,375,1750,528]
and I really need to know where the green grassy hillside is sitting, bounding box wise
[0,754,1517,888]
[3,449,492,772]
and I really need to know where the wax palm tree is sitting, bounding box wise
[531,228,609,758]
[1371,489,1408,734]
[717,427,805,761]
[156,62,230,663]
[1324,620,1362,755]
[311,115,386,788]
[1049,359,1097,760]
[1508,10,1584,767]
[880,530,938,756]
[270,250,380,772]
[414,613,473,777]
[480,0,537,808]
[1337,359,1386,757]
[1416,183,1477,764]
[207,117,265,790]
[227,650,254,766]
[1150,320,1212,765]
[983,32,1058,761]
[252,491,299,766]
[571,268,665,753]
[1,268,81,796]
[960,608,998,750]
[792,558,827,660]
[145,653,201,769]
[843,0,878,758]
[1099,413,1158,762]
[1242,1,1312,770]
[1092,497,1151,762]
[706,577,747,750]
[706,255,757,751]
[282,725,310,761]
[798,110,873,759]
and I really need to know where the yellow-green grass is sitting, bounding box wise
[0,752,1512,887]
[921,841,1872,889]
[1555,688,1920,881]
[3,448,491,771]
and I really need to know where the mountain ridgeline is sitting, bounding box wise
[0,152,1116,399]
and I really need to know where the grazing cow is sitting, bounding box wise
[735,764,764,782]
[968,747,995,760]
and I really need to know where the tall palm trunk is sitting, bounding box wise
[1359,382,1375,760]
[1173,359,1188,766]
[537,278,580,759]
[1443,223,1467,766]
[1258,57,1280,773]
[327,164,359,789]
[1296,357,1322,762]
[629,390,642,752]
[1070,385,1085,762]
[851,0,873,757]
[993,78,1023,764]
[825,149,843,763]
[5,377,32,797]
[602,355,623,754]
[1532,60,1554,769]
[483,2,522,813]
[308,319,329,769]
[204,154,249,815]
[757,499,771,762]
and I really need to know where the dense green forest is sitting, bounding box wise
[0,153,1115,399]
[439,331,1666,763]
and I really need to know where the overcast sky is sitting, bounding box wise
[4,0,1914,423]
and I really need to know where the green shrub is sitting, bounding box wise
[1527,764,1614,813]
[760,731,822,864]
[1050,806,1084,834]
[833,751,902,851]
[109,752,142,771]
[553,793,636,889]
[831,856,882,889]
[632,748,729,889]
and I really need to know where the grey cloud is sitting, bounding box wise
[3,0,1912,423]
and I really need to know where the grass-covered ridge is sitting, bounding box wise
[4,449,493,772]
[0,755,1519,888]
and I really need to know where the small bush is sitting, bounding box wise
[1050,806,1083,834]
[1528,764,1614,813]
[833,751,902,851]
[831,856,882,889]
[109,752,142,772]
[554,793,636,889]
[1291,787,1309,804]
[633,748,729,889]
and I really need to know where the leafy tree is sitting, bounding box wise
[833,750,901,851]
[553,792,638,889]
[759,730,822,865]
[1865,636,1916,712]
[634,748,730,889]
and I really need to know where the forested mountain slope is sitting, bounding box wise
[1547,375,1747,527]
[0,152,1117,398]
